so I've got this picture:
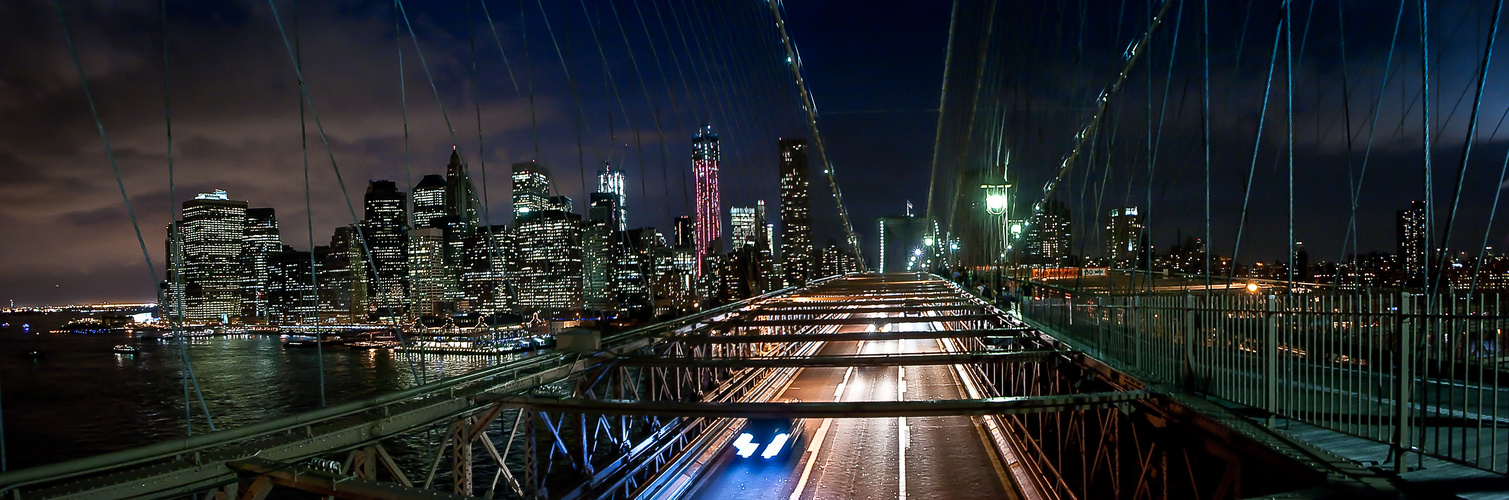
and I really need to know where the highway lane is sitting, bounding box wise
[688,318,1015,499]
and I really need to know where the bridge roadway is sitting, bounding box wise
[684,312,1016,499]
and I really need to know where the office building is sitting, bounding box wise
[240,207,280,321]
[598,161,628,231]
[779,138,814,287]
[445,147,480,228]
[512,161,551,221]
[731,206,758,250]
[362,180,408,311]
[1023,200,1072,267]
[407,227,447,317]
[168,189,248,323]
[674,216,694,249]
[411,174,447,228]
[1107,207,1145,268]
[515,210,584,314]
[1398,201,1427,281]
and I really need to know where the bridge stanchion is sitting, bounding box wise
[1394,292,1414,473]
[1183,294,1196,391]
[452,416,473,496]
[1265,295,1279,428]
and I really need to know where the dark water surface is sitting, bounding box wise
[0,312,523,472]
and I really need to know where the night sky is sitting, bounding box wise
[3,0,1508,305]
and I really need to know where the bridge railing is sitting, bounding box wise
[1018,281,1509,474]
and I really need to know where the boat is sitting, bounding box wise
[280,334,345,348]
[348,339,400,349]
[112,344,139,354]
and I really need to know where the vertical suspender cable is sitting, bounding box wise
[1287,0,1295,289]
[1431,0,1503,298]
[1223,16,1285,288]
[162,0,194,437]
[294,4,327,409]
[1203,0,1210,294]
[54,0,218,433]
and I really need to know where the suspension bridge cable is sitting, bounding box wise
[1287,0,1295,289]
[53,0,219,433]
[469,1,505,326]
[394,0,426,385]
[1008,0,1176,258]
[1431,0,1503,299]
[264,0,422,387]
[944,0,1000,253]
[293,4,327,409]
[1421,0,1434,308]
[1223,12,1285,288]
[1338,0,1407,282]
[160,0,199,437]
[768,0,865,268]
[1203,0,1211,293]
[641,0,698,216]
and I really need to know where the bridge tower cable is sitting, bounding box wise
[54,0,219,435]
[1337,0,1407,290]
[1006,0,1176,259]
[768,0,866,269]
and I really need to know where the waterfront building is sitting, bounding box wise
[362,180,408,312]
[267,245,321,324]
[692,125,723,275]
[240,207,280,322]
[407,227,447,318]
[167,189,248,323]
[322,224,367,322]
[779,138,814,287]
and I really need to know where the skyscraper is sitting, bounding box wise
[323,224,367,322]
[407,227,447,317]
[512,161,551,221]
[1398,201,1427,281]
[583,194,619,312]
[411,174,447,228]
[779,138,813,287]
[673,216,694,249]
[1023,200,1072,267]
[515,210,584,314]
[169,190,248,323]
[240,207,280,321]
[598,161,628,231]
[1107,207,1145,268]
[730,206,758,250]
[445,147,480,228]
[362,180,408,311]
[692,125,722,275]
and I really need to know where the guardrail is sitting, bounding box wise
[1019,279,1509,474]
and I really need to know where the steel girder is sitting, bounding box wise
[614,350,1060,368]
[669,327,1028,343]
[501,391,1148,418]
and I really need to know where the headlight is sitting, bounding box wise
[733,433,758,458]
[762,433,790,459]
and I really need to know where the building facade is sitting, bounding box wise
[692,126,723,275]
[779,138,814,287]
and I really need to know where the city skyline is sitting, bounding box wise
[9,1,1509,305]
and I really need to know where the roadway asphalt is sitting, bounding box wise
[688,319,1015,500]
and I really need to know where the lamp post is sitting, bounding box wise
[981,183,1011,291]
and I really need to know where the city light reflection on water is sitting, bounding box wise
[0,314,537,472]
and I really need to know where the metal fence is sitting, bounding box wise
[1019,282,1509,474]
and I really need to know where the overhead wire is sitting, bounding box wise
[293,2,327,409]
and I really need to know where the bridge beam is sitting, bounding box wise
[500,391,1147,418]
[615,350,1058,368]
[227,458,469,500]
[718,313,999,327]
[668,327,1027,344]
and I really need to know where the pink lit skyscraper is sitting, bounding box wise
[692,125,722,275]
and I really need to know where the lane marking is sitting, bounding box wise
[939,338,1020,496]
[898,364,908,500]
[790,349,857,500]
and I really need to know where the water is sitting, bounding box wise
[0,312,527,471]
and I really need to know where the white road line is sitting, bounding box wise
[898,364,908,500]
[791,356,856,500]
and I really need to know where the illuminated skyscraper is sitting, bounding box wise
[240,207,280,321]
[516,210,584,314]
[169,190,248,322]
[445,147,480,228]
[411,174,447,228]
[692,125,722,275]
[730,206,758,250]
[512,161,551,221]
[1107,207,1145,268]
[779,138,813,287]
[598,161,628,231]
[673,216,694,249]
[407,227,447,317]
[1398,201,1428,281]
[362,180,408,311]
[584,194,619,312]
[1023,200,1072,267]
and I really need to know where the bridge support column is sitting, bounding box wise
[452,417,474,496]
